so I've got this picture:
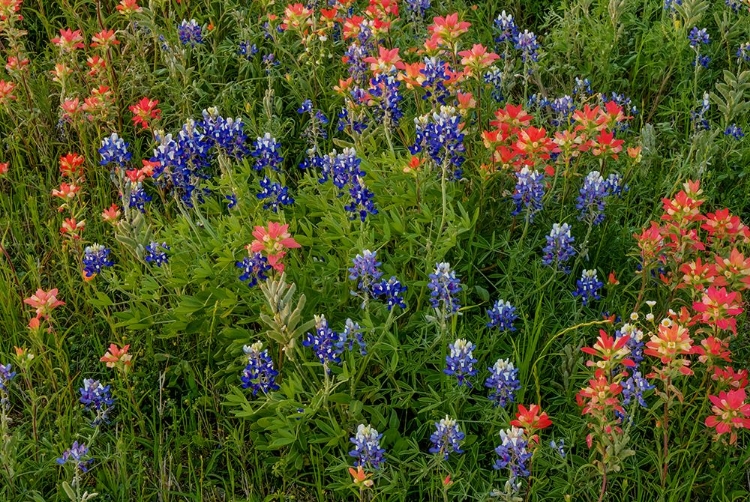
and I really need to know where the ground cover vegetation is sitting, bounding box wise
[0,0,750,500]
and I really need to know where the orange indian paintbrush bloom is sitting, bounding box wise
[129,97,161,129]
[248,222,301,273]
[23,288,65,319]
[100,343,133,369]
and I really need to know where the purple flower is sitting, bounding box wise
[487,300,518,332]
[145,242,169,267]
[444,338,477,387]
[622,370,654,408]
[236,253,271,287]
[494,427,532,485]
[511,167,545,222]
[724,124,744,140]
[349,249,383,301]
[542,223,576,270]
[338,319,367,355]
[344,176,378,221]
[350,424,386,469]
[251,133,283,171]
[429,416,465,460]
[99,133,131,167]
[514,30,540,63]
[83,244,114,278]
[257,177,294,212]
[57,441,93,473]
[303,315,343,367]
[178,19,203,46]
[576,171,610,225]
[738,42,750,63]
[494,10,518,44]
[428,262,462,318]
[79,378,114,425]
[485,358,521,407]
[572,269,604,306]
[688,27,710,48]
[241,341,279,396]
[410,106,465,178]
[371,276,407,311]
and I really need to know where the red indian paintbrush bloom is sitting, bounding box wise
[581,330,635,370]
[248,222,301,273]
[510,404,552,435]
[692,287,744,334]
[644,322,694,376]
[129,97,161,129]
[576,368,624,416]
[116,0,142,15]
[90,29,119,49]
[51,28,85,52]
[705,388,750,445]
[60,153,85,178]
[100,343,133,370]
[23,288,65,319]
[0,162,7,176]
[102,204,121,224]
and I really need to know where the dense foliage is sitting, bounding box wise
[0,0,749,500]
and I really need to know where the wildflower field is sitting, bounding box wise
[1,0,750,500]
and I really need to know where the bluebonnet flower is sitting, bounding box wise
[237,41,258,59]
[694,55,710,69]
[617,322,646,366]
[99,133,131,167]
[57,442,93,473]
[484,66,504,102]
[514,30,540,63]
[298,101,329,162]
[344,43,370,86]
[428,262,462,317]
[550,439,566,459]
[487,300,518,332]
[622,370,654,408]
[494,10,518,45]
[145,242,169,267]
[542,223,576,270]
[405,0,430,20]
[128,182,151,213]
[576,171,611,225]
[319,148,365,189]
[550,95,575,126]
[338,319,367,355]
[225,194,237,209]
[200,109,249,158]
[604,173,626,196]
[350,424,386,469]
[663,0,682,10]
[79,378,114,424]
[371,276,407,310]
[0,363,15,409]
[420,57,450,105]
[690,92,710,131]
[738,42,750,63]
[251,133,283,171]
[349,249,383,300]
[688,27,710,48]
[345,177,378,221]
[257,177,294,212]
[494,427,532,483]
[444,338,477,387]
[485,358,521,407]
[262,53,278,72]
[303,315,343,367]
[429,415,465,460]
[337,106,368,134]
[724,124,744,140]
[368,73,403,126]
[241,341,280,396]
[573,269,604,306]
[0,364,16,393]
[726,0,743,12]
[83,244,114,278]
[574,77,592,97]
[178,19,203,46]
[236,252,271,287]
[511,167,545,222]
[410,106,465,178]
